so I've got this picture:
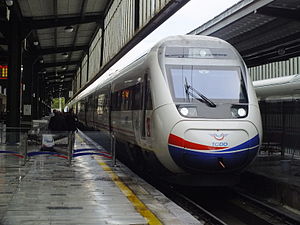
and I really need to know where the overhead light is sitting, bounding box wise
[33,41,39,46]
[40,69,46,74]
[5,0,13,7]
[61,66,67,70]
[62,52,69,58]
[64,26,74,33]
[39,59,44,63]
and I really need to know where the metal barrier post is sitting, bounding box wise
[68,132,74,166]
[23,133,28,166]
[111,133,116,167]
[0,122,3,144]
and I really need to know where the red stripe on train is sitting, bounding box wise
[168,134,227,151]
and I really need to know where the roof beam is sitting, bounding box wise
[45,74,74,80]
[257,7,300,21]
[240,31,300,58]
[41,61,80,68]
[25,14,104,30]
[34,45,88,55]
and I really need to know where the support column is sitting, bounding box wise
[38,75,42,118]
[38,75,45,118]
[31,67,39,119]
[6,11,22,143]
[22,55,35,123]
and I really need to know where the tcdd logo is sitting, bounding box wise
[209,133,229,141]
[212,142,228,147]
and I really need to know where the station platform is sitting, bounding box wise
[0,131,201,225]
[240,153,300,212]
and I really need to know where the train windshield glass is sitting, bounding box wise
[166,65,248,103]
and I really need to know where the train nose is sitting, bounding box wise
[168,121,259,172]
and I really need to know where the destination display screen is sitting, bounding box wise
[165,47,234,59]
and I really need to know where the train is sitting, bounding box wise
[253,74,300,101]
[253,75,300,156]
[68,35,262,186]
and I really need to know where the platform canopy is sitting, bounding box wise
[0,0,189,99]
[188,0,300,67]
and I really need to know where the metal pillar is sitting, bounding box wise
[38,75,44,118]
[22,55,34,122]
[6,11,22,143]
[31,67,39,119]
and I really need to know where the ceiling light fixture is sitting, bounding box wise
[39,59,44,63]
[62,52,69,58]
[64,26,74,33]
[61,66,67,70]
[5,0,13,7]
[33,41,39,46]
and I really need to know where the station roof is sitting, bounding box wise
[188,0,300,67]
[0,0,111,95]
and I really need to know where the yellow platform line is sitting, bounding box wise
[96,158,163,225]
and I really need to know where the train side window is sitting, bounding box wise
[145,79,153,110]
[111,92,119,111]
[121,89,130,111]
[131,83,142,110]
[97,94,106,115]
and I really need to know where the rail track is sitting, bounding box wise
[158,184,300,225]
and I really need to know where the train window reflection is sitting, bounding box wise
[166,65,248,103]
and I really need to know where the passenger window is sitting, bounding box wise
[132,84,142,110]
[145,78,152,110]
[97,94,106,115]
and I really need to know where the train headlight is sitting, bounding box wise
[237,108,246,117]
[177,106,198,117]
[231,105,248,118]
[180,107,189,116]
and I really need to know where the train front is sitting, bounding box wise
[155,36,262,185]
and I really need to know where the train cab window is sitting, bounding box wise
[166,65,248,104]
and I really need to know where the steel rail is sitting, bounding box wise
[173,190,228,225]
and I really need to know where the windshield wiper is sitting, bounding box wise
[184,78,216,108]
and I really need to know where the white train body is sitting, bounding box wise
[69,35,262,185]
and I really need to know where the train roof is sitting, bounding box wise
[151,35,232,50]
[68,35,237,106]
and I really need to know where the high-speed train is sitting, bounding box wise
[68,35,262,186]
[253,74,300,100]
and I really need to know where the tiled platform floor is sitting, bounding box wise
[0,134,202,225]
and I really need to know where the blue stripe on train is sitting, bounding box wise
[168,135,259,171]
